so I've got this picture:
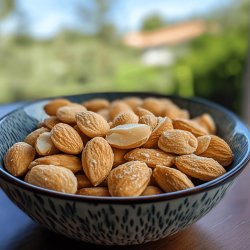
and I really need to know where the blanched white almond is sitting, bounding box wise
[106,124,151,149]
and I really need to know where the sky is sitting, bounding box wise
[0,0,233,39]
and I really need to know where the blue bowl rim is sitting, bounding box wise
[0,92,250,204]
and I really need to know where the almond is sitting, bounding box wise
[173,118,208,137]
[143,117,173,148]
[24,171,31,182]
[134,107,154,118]
[175,154,226,181]
[82,137,114,186]
[35,132,59,156]
[44,116,61,129]
[124,148,175,168]
[28,165,77,194]
[108,161,152,197]
[109,100,132,119]
[77,187,110,196]
[73,125,91,145]
[195,135,211,155]
[153,166,194,192]
[83,98,110,112]
[123,96,143,109]
[199,135,233,166]
[76,174,92,189]
[51,123,83,154]
[112,147,128,167]
[76,111,110,138]
[29,154,82,173]
[139,115,158,130]
[4,142,36,177]
[193,113,216,134]
[142,97,165,116]
[106,124,151,149]
[97,108,110,121]
[158,129,198,155]
[161,99,189,119]
[37,121,45,128]
[56,105,86,124]
[24,127,50,146]
[111,111,139,128]
[141,186,163,196]
[44,98,71,116]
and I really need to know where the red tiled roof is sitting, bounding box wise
[123,20,206,49]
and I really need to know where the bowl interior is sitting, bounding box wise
[0,92,249,200]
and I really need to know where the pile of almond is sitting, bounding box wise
[4,96,234,197]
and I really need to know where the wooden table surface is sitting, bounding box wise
[0,103,250,250]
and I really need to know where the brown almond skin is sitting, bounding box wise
[195,135,211,155]
[112,148,128,167]
[76,174,92,189]
[123,96,143,109]
[56,105,86,124]
[153,166,194,192]
[83,98,110,112]
[193,113,216,134]
[199,135,233,166]
[4,142,36,177]
[82,137,114,186]
[142,97,165,116]
[51,123,83,154]
[28,165,77,194]
[29,154,82,173]
[124,148,175,168]
[44,98,71,116]
[76,111,110,138]
[109,101,132,120]
[24,127,50,146]
[108,161,152,197]
[77,187,110,196]
[173,119,208,137]
[175,154,226,181]
[143,117,173,148]
[134,107,154,118]
[139,115,158,130]
[141,186,163,196]
[44,116,61,129]
[111,111,139,128]
[158,129,198,155]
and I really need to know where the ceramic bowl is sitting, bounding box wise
[0,93,250,245]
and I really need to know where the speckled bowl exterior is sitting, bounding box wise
[0,93,250,245]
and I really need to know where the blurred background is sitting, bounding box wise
[0,0,249,118]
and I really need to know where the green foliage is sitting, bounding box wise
[141,13,166,31]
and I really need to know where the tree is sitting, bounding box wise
[0,0,15,19]
[141,14,166,32]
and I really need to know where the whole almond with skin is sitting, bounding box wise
[111,111,139,128]
[173,119,208,137]
[77,187,110,196]
[112,147,128,167]
[35,132,59,156]
[124,148,175,168]
[143,117,173,148]
[195,135,211,155]
[76,174,92,189]
[153,166,194,192]
[139,115,158,130]
[44,116,61,129]
[123,96,143,109]
[106,124,151,149]
[73,125,91,145]
[24,127,49,146]
[4,142,36,177]
[29,154,82,173]
[134,107,154,118]
[24,171,31,182]
[175,154,226,181]
[97,108,110,121]
[141,186,163,196]
[28,165,77,194]
[108,161,152,197]
[83,98,110,112]
[44,98,71,116]
[158,129,198,155]
[142,97,165,116]
[51,123,83,154]
[76,111,110,138]
[109,101,132,120]
[199,135,233,166]
[82,137,114,186]
[193,113,216,134]
[56,105,86,124]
